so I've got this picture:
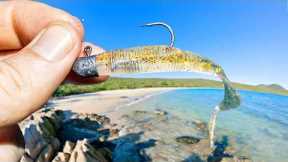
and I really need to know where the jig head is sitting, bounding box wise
[72,46,99,77]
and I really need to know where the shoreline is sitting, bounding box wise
[23,87,255,161]
[48,87,175,116]
[48,87,288,119]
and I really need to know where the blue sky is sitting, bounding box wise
[42,0,288,88]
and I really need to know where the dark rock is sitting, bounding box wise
[58,118,101,142]
[220,156,252,162]
[111,129,120,137]
[154,109,168,116]
[176,136,201,144]
[113,142,142,162]
[94,147,113,162]
[237,156,252,162]
[134,110,148,114]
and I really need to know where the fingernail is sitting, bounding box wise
[31,25,75,61]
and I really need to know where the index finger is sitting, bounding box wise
[0,1,84,51]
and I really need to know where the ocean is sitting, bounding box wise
[123,88,288,162]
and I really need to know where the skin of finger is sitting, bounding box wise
[0,51,18,60]
[0,2,87,161]
[0,43,111,84]
[0,124,24,162]
[0,2,20,50]
[0,1,110,84]
[0,0,84,50]
[0,144,24,162]
[0,23,82,127]
[0,1,109,84]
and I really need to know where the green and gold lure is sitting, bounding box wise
[73,22,241,148]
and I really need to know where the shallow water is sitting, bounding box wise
[122,88,288,162]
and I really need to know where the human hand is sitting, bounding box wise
[0,1,108,161]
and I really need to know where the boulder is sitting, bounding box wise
[52,152,70,162]
[63,141,76,154]
[68,139,108,162]
[113,142,142,162]
[20,109,114,162]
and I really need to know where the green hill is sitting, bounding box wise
[54,78,288,97]
[257,84,286,91]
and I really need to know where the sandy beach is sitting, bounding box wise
[48,88,175,116]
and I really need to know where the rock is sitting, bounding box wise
[58,119,101,142]
[221,157,234,162]
[134,110,148,114]
[63,141,76,154]
[20,153,33,162]
[27,138,48,159]
[113,142,142,162]
[69,139,108,162]
[154,109,168,116]
[51,138,61,152]
[22,110,61,161]
[94,147,113,161]
[35,144,54,162]
[20,109,251,162]
[74,113,111,126]
[110,129,120,138]
[175,136,201,144]
[52,152,70,162]
[237,156,252,162]
[20,109,115,162]
[99,136,106,142]
[220,156,252,162]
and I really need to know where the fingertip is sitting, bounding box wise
[10,0,84,48]
[69,16,84,41]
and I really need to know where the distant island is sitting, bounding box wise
[257,84,286,91]
[54,78,288,97]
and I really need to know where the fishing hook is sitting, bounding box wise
[142,22,175,47]
[83,45,94,65]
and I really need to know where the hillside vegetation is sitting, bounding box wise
[257,84,286,91]
[54,78,288,97]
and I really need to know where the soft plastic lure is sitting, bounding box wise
[72,22,241,148]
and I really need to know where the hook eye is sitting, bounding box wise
[84,45,93,56]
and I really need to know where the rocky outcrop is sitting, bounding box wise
[19,108,251,162]
[55,139,108,162]
[20,109,115,162]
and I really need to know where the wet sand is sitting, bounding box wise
[48,88,175,116]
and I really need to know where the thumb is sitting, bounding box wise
[0,22,82,127]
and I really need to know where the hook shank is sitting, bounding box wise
[142,22,175,47]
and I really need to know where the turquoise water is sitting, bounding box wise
[125,89,288,162]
